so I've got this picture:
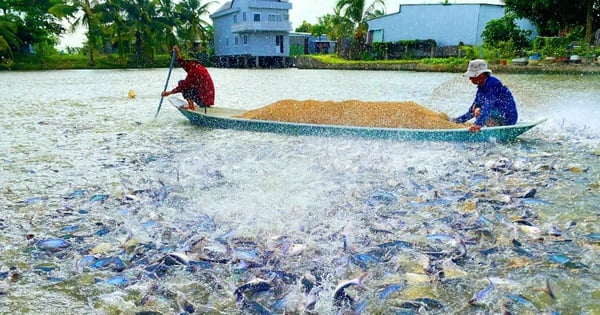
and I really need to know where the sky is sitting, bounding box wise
[57,0,504,49]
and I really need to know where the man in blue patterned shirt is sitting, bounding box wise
[452,59,518,132]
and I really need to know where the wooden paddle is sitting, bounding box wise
[154,48,176,118]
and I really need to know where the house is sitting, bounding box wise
[289,33,337,55]
[367,3,537,48]
[210,0,293,68]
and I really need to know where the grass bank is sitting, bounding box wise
[1,53,173,71]
[297,55,600,75]
[3,52,600,75]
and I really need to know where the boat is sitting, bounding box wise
[169,99,544,142]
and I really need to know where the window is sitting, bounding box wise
[235,36,239,46]
[243,12,246,21]
[268,14,281,22]
[371,29,384,43]
[253,13,260,22]
[233,14,238,23]
[243,34,248,45]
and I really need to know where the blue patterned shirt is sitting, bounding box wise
[456,76,518,126]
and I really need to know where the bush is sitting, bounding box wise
[482,13,531,52]
[534,36,569,57]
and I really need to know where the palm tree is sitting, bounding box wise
[156,0,178,52]
[326,6,354,41]
[66,0,102,66]
[174,0,215,49]
[336,0,385,27]
[121,0,160,65]
[95,0,130,65]
[0,15,20,59]
[335,0,385,59]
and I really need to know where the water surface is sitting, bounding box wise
[1,68,599,314]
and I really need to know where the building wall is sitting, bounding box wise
[367,4,535,47]
[211,0,291,57]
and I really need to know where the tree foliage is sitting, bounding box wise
[482,12,531,50]
[503,0,599,41]
[334,0,386,59]
[1,0,216,66]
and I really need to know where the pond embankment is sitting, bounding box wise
[295,56,600,75]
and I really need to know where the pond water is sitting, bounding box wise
[0,68,599,314]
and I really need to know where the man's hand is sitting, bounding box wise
[469,124,481,133]
[173,45,181,58]
[161,91,171,97]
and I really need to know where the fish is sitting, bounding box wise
[89,194,109,203]
[303,287,321,312]
[468,279,494,305]
[234,278,272,305]
[35,238,71,252]
[94,276,130,286]
[285,243,307,256]
[161,252,190,266]
[333,273,368,309]
[414,298,444,310]
[506,294,540,313]
[240,299,272,315]
[379,281,407,300]
[350,253,381,270]
[154,180,168,202]
[544,277,556,300]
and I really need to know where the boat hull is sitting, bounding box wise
[176,106,543,142]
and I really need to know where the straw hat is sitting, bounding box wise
[463,59,492,77]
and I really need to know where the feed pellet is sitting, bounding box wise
[238,99,465,129]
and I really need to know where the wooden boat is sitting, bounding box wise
[170,100,544,142]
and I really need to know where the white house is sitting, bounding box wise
[210,0,293,68]
[367,3,537,47]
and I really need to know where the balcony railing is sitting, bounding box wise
[248,0,292,10]
[231,21,292,33]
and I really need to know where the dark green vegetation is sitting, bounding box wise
[298,0,600,63]
[1,0,599,70]
[0,0,216,69]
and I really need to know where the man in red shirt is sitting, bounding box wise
[161,45,215,110]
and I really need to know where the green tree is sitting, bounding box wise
[0,14,20,57]
[156,0,178,52]
[174,0,215,49]
[121,0,160,65]
[504,0,599,43]
[66,0,102,65]
[6,0,74,57]
[95,0,130,65]
[295,20,312,33]
[482,12,531,50]
[335,0,385,59]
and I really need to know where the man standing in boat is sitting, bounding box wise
[451,59,518,132]
[161,45,215,110]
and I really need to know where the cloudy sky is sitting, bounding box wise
[58,0,504,49]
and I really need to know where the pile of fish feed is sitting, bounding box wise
[238,99,465,129]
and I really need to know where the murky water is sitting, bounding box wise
[1,68,599,314]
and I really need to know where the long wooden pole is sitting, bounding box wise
[155,49,176,119]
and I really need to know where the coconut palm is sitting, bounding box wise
[174,0,215,49]
[0,15,20,57]
[334,0,385,59]
[336,0,385,29]
[95,0,130,65]
[66,0,102,65]
[155,0,178,52]
[121,0,161,65]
